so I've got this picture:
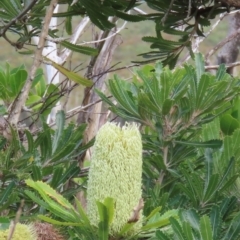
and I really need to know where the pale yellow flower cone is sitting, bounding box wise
[0,223,37,240]
[87,122,143,236]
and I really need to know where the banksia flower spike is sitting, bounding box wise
[0,223,37,240]
[87,122,143,236]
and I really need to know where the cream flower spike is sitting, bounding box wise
[0,223,37,240]
[87,122,143,236]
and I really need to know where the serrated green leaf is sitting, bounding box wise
[223,214,240,240]
[175,140,222,148]
[203,174,219,203]
[38,215,83,226]
[0,181,15,205]
[50,167,63,188]
[49,59,92,87]
[200,215,213,240]
[155,230,171,240]
[210,206,221,240]
[115,10,146,22]
[183,221,194,240]
[180,209,200,231]
[170,217,185,240]
[61,41,98,56]
[144,206,162,221]
[142,209,178,231]
[31,165,42,181]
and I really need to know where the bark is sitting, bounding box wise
[77,21,121,145]
[217,12,240,75]
[221,0,240,7]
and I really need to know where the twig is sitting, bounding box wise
[179,9,240,65]
[161,0,175,25]
[7,200,24,240]
[205,28,240,62]
[132,7,147,15]
[0,0,38,37]
[7,0,59,125]
[205,61,240,70]
[78,20,127,46]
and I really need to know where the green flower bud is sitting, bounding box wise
[0,223,37,240]
[87,122,143,236]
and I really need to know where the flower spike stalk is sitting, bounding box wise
[87,122,143,236]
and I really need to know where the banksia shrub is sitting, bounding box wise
[87,122,143,236]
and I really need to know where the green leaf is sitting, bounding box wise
[195,53,205,82]
[220,114,240,135]
[0,217,10,230]
[155,230,171,240]
[26,179,74,211]
[162,99,173,115]
[38,215,83,226]
[142,209,178,231]
[203,174,219,203]
[31,165,42,181]
[50,167,63,188]
[9,69,28,97]
[104,197,115,225]
[61,41,98,56]
[200,215,213,240]
[118,222,136,236]
[115,10,146,22]
[144,206,162,221]
[0,181,15,205]
[26,95,42,107]
[223,214,240,240]
[183,221,194,240]
[175,140,222,148]
[170,217,185,240]
[180,209,200,231]
[49,59,92,87]
[210,206,221,240]
[52,111,65,154]
[75,198,91,226]
[96,201,109,240]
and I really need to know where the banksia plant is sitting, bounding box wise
[87,122,143,236]
[0,223,37,240]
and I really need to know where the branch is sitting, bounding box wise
[7,200,24,240]
[0,0,38,37]
[205,27,240,62]
[179,9,240,65]
[205,61,240,70]
[7,0,59,125]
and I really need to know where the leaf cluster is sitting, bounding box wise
[0,111,92,216]
[97,54,240,239]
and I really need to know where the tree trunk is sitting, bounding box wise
[217,12,240,75]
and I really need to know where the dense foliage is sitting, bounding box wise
[2,0,240,239]
[0,0,238,68]
[2,54,240,239]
